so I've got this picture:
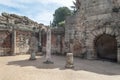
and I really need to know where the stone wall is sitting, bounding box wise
[51,27,65,55]
[41,27,65,55]
[0,31,11,56]
[0,12,40,28]
[16,30,32,54]
[0,12,45,56]
[65,0,120,62]
[0,12,65,56]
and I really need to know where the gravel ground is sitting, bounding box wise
[0,55,120,80]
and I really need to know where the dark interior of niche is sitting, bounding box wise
[112,7,120,13]
[93,0,96,3]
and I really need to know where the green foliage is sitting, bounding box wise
[52,7,72,27]
[58,21,65,27]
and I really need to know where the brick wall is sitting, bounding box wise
[0,31,11,55]
[16,30,32,54]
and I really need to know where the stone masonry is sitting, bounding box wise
[65,0,120,62]
[0,12,45,56]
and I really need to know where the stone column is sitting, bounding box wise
[39,29,41,47]
[29,50,36,60]
[117,48,120,63]
[57,35,61,53]
[65,53,74,68]
[70,43,74,53]
[43,28,53,64]
[12,30,17,55]
[116,35,120,63]
[29,35,37,60]
[38,29,42,53]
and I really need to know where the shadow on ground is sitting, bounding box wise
[7,55,120,75]
[7,55,66,70]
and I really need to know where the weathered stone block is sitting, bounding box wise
[88,34,95,40]
[106,28,112,34]
[102,27,106,33]
[65,53,74,68]
[29,52,36,60]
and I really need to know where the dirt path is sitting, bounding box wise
[0,55,120,80]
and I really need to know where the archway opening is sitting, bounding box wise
[94,34,117,62]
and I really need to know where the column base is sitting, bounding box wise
[43,60,54,64]
[65,64,74,69]
[29,58,36,60]
[65,53,74,69]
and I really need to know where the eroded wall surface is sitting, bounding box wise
[65,0,120,61]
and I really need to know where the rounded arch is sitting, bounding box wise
[94,34,117,61]
[86,27,120,62]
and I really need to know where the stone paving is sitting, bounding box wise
[0,55,120,80]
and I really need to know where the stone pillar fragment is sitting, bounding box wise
[65,53,74,68]
[29,34,37,60]
[43,28,53,64]
[29,51,36,60]
[117,48,120,63]
[39,30,41,48]
[12,30,17,55]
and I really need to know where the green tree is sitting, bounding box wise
[58,21,65,27]
[52,7,72,27]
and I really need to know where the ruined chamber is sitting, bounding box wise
[0,12,44,56]
[65,0,120,62]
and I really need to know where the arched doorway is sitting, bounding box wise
[95,34,117,62]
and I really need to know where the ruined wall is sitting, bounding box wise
[51,33,57,53]
[0,12,40,28]
[41,27,65,55]
[51,27,65,55]
[16,30,31,54]
[0,12,44,55]
[65,0,120,61]
[51,33,64,54]
[41,28,47,53]
[0,31,11,56]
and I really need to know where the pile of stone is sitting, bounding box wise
[0,12,41,29]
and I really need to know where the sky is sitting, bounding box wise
[0,0,75,25]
